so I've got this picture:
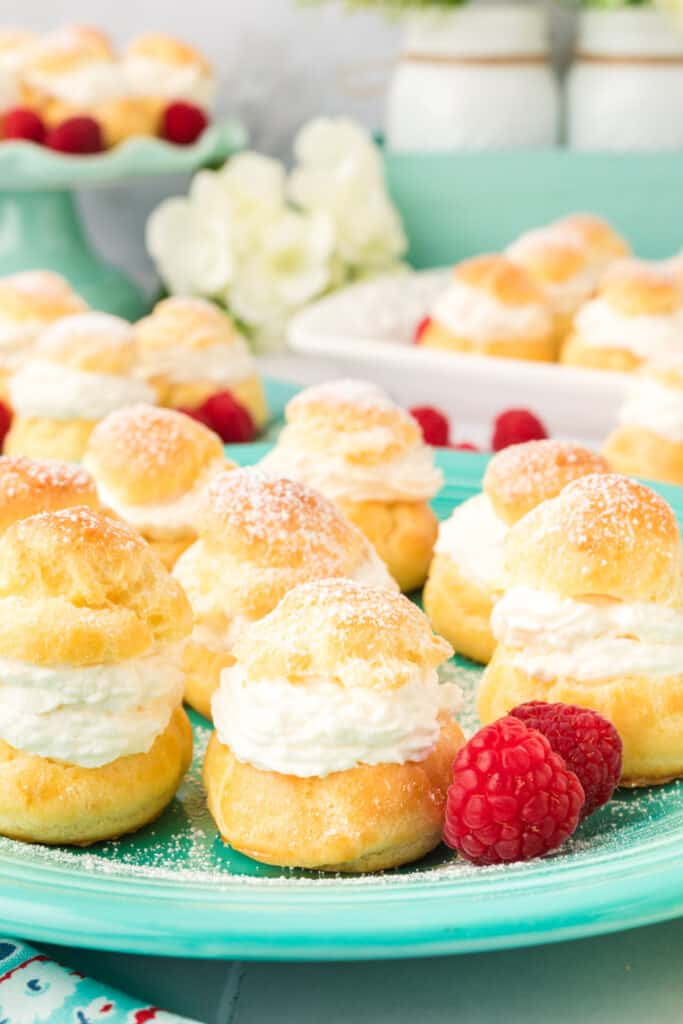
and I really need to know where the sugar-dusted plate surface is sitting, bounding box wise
[0,446,681,960]
[0,120,246,190]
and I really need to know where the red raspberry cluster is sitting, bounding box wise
[2,100,208,154]
[444,703,622,866]
[409,402,548,452]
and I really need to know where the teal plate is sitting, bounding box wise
[0,445,681,960]
[0,120,246,190]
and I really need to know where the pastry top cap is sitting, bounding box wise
[452,254,547,307]
[174,471,396,626]
[0,507,192,666]
[599,260,683,317]
[551,213,631,265]
[484,440,610,525]
[35,312,136,373]
[23,25,115,74]
[125,33,211,73]
[0,456,100,533]
[507,229,590,285]
[84,405,228,505]
[0,271,87,323]
[281,378,422,464]
[135,297,246,356]
[198,469,371,570]
[505,473,682,605]
[233,579,452,691]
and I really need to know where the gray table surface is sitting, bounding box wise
[44,915,683,1024]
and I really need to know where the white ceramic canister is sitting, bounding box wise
[385,4,559,151]
[568,9,683,150]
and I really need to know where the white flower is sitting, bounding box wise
[289,117,407,272]
[146,197,234,297]
[230,208,335,334]
[145,119,406,354]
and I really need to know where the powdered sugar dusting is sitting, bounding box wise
[87,405,223,480]
[484,441,608,508]
[557,473,677,550]
[203,469,364,569]
[0,456,95,503]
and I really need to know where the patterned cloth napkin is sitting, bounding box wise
[0,939,200,1023]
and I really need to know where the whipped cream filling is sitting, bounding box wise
[435,493,508,591]
[123,55,216,108]
[258,442,443,503]
[542,268,597,318]
[10,360,156,421]
[92,458,226,540]
[138,340,255,387]
[431,279,552,343]
[0,644,184,768]
[618,378,683,442]
[574,299,683,358]
[25,62,128,106]
[212,665,463,778]
[350,546,399,590]
[491,586,683,681]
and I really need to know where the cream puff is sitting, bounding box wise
[134,297,268,429]
[0,271,87,398]
[551,213,631,278]
[84,404,235,570]
[478,473,683,785]
[0,30,36,113]
[0,506,193,844]
[123,33,216,114]
[6,312,156,462]
[419,255,556,362]
[17,26,161,147]
[562,260,683,371]
[424,440,609,664]
[506,229,597,342]
[174,469,398,719]
[603,352,683,484]
[259,379,443,591]
[0,455,101,534]
[204,578,464,871]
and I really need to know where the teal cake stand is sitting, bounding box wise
[0,121,246,319]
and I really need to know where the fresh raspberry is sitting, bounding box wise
[444,716,585,865]
[0,400,12,451]
[199,391,255,443]
[45,116,104,154]
[410,405,450,447]
[451,441,479,452]
[510,702,622,818]
[161,101,208,145]
[177,405,213,429]
[3,107,46,144]
[491,408,548,451]
[413,315,432,344]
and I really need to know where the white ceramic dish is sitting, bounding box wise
[288,269,631,448]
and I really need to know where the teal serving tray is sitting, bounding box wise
[0,443,681,960]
